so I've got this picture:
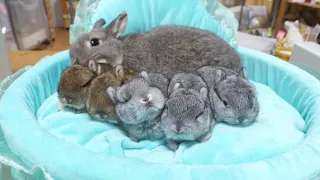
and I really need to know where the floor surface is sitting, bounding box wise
[8,28,70,73]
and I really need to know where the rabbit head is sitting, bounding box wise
[86,71,122,122]
[161,86,212,141]
[58,65,95,110]
[70,12,128,77]
[107,75,166,125]
[211,72,259,126]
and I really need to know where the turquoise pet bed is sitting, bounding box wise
[1,0,320,180]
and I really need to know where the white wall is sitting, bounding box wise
[50,0,64,27]
[0,31,12,81]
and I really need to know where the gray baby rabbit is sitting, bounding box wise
[107,71,168,142]
[162,73,214,151]
[70,11,242,78]
[197,66,259,126]
[58,65,95,113]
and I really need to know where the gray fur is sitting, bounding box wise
[141,71,169,97]
[167,73,208,98]
[70,11,242,77]
[107,72,168,141]
[161,73,214,151]
[197,66,259,126]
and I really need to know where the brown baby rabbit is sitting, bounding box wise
[86,60,139,123]
[58,65,95,113]
[88,60,137,82]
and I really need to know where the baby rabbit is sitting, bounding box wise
[86,60,139,123]
[161,73,214,151]
[88,59,127,80]
[88,60,138,82]
[58,65,95,113]
[107,71,168,142]
[197,66,259,126]
[70,11,242,78]
[85,71,122,123]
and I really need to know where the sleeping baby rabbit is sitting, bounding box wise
[197,66,259,126]
[86,61,139,123]
[58,65,95,113]
[107,71,168,142]
[162,73,214,151]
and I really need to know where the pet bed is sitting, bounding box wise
[1,0,320,180]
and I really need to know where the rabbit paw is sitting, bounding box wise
[166,140,179,151]
[57,103,65,111]
[129,136,140,142]
[197,132,211,142]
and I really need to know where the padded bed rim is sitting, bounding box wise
[0,47,320,180]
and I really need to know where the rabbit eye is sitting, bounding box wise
[141,98,148,103]
[122,96,131,103]
[90,38,101,47]
[222,100,228,107]
[195,112,203,120]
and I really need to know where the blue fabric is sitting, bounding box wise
[70,0,238,48]
[1,48,320,180]
[37,82,305,165]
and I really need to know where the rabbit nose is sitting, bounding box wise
[142,94,152,104]
[172,124,183,133]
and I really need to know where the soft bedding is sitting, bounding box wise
[37,82,306,165]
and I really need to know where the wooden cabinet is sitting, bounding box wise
[275,0,320,37]
[61,0,79,29]
[43,0,55,41]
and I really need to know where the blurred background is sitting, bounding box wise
[0,0,320,81]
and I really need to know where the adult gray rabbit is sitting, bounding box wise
[107,71,168,142]
[161,73,214,151]
[197,66,259,126]
[70,11,242,78]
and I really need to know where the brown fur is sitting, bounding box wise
[58,65,95,111]
[86,69,138,121]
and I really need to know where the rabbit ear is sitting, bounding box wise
[161,108,168,119]
[173,83,181,91]
[93,19,106,29]
[106,11,128,38]
[239,67,246,78]
[200,87,208,101]
[79,70,93,87]
[88,60,97,73]
[168,83,181,97]
[115,65,124,79]
[209,88,225,111]
[71,57,79,65]
[213,69,225,86]
[97,64,103,75]
[107,86,117,104]
[140,71,150,83]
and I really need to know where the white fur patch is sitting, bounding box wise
[57,103,65,111]
[95,59,108,64]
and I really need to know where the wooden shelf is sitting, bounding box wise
[275,0,320,37]
[61,0,79,29]
[288,0,320,9]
